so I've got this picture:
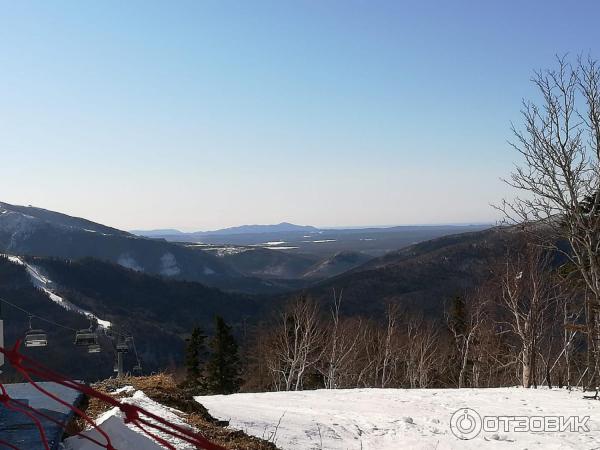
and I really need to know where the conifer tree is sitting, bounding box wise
[185,327,208,389]
[449,295,467,337]
[206,316,241,394]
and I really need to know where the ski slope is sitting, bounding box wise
[196,387,600,449]
[3,254,112,329]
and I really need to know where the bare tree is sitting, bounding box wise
[319,289,362,389]
[446,291,489,388]
[405,315,439,388]
[267,297,324,391]
[379,303,401,388]
[499,55,600,386]
[497,246,557,387]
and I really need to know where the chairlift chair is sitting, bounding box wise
[116,342,129,353]
[75,329,98,346]
[24,315,48,348]
[25,329,48,347]
[132,363,142,375]
[87,344,101,353]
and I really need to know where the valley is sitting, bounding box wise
[0,200,498,381]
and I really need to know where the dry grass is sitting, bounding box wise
[69,373,277,450]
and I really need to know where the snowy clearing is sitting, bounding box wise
[304,239,336,243]
[264,246,299,250]
[197,387,600,449]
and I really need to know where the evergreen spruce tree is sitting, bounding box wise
[184,327,208,390]
[449,295,467,337]
[206,316,241,394]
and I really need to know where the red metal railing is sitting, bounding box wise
[0,340,226,450]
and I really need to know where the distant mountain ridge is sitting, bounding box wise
[132,222,318,238]
[129,228,186,237]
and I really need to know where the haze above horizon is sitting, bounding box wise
[1,1,598,230]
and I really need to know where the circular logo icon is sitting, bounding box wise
[450,408,482,440]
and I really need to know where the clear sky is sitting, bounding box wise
[1,1,599,231]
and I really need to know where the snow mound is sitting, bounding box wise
[110,385,135,395]
[196,387,600,449]
[64,390,197,450]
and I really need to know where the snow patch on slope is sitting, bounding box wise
[64,390,196,450]
[117,254,143,272]
[203,246,252,256]
[160,252,181,276]
[3,254,112,329]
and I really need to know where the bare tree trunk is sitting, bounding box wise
[499,56,600,387]
[380,304,400,388]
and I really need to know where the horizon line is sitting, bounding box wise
[130,221,497,234]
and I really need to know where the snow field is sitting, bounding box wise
[196,387,600,449]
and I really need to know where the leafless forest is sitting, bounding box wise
[242,56,600,393]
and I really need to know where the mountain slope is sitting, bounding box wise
[0,201,128,237]
[0,254,265,380]
[300,227,516,318]
[209,247,372,281]
[218,247,319,279]
[0,201,281,293]
[302,251,372,279]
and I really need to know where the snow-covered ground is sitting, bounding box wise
[197,387,600,449]
[64,390,196,450]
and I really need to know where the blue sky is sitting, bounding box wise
[1,1,598,230]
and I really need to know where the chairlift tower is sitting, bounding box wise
[117,351,124,378]
[0,302,4,373]
[115,335,129,378]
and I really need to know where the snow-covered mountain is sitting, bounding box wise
[0,201,129,237]
[0,201,266,291]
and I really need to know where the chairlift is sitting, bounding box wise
[132,364,142,376]
[116,343,129,353]
[116,337,130,353]
[24,315,48,348]
[87,344,101,353]
[25,330,48,347]
[75,329,98,346]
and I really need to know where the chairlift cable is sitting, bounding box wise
[0,296,131,339]
[0,296,78,332]
[0,296,142,365]
[130,336,142,366]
